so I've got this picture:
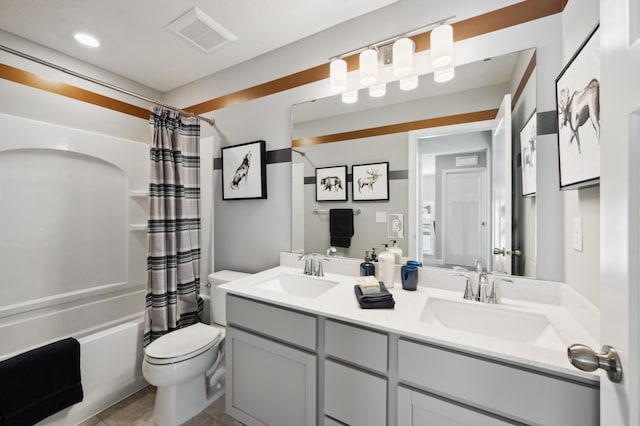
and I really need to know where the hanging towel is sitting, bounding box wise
[354,282,395,309]
[0,338,83,426]
[329,208,354,248]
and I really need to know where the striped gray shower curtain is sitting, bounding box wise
[144,108,203,346]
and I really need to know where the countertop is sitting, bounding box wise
[219,265,600,385]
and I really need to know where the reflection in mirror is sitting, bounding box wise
[292,48,539,278]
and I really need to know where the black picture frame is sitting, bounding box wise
[351,161,389,201]
[315,165,348,202]
[555,24,600,190]
[221,140,267,200]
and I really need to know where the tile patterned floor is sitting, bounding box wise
[78,386,240,426]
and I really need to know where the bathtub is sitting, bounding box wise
[0,289,149,426]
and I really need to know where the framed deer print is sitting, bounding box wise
[555,25,600,190]
[221,140,267,200]
[352,162,389,201]
[315,165,347,201]
[520,111,537,197]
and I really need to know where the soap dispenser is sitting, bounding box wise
[377,244,396,289]
[389,240,403,265]
[360,251,376,276]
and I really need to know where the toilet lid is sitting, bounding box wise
[145,322,221,360]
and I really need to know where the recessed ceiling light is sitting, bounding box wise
[74,32,100,48]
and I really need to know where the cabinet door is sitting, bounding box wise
[226,327,316,426]
[397,387,511,426]
[324,360,386,426]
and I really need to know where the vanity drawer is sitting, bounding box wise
[325,320,387,373]
[324,359,386,426]
[226,295,316,350]
[397,339,599,426]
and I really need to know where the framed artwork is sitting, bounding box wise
[520,110,537,197]
[315,165,348,201]
[555,25,600,190]
[352,161,389,201]
[221,140,267,200]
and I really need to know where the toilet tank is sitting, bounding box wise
[207,270,250,326]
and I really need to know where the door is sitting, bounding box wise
[598,0,640,422]
[442,169,487,268]
[491,94,512,274]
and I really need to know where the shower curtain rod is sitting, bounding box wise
[0,44,215,126]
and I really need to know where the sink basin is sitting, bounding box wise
[420,297,565,347]
[254,273,339,299]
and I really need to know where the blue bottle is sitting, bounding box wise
[360,250,376,276]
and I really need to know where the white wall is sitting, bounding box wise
[561,0,601,306]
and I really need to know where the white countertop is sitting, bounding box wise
[220,265,600,385]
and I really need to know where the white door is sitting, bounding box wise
[597,0,640,422]
[491,94,512,274]
[442,169,487,268]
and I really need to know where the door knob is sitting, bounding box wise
[567,344,622,383]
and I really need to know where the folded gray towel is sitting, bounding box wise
[354,282,395,309]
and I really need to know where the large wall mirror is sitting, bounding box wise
[291,48,545,278]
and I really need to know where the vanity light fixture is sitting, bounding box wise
[328,16,455,103]
[342,90,358,104]
[434,66,455,83]
[74,32,100,48]
[329,58,347,93]
[399,75,418,91]
[369,83,386,97]
[359,48,378,86]
[430,24,453,67]
[392,38,414,78]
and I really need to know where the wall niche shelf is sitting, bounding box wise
[129,190,149,198]
[129,224,148,232]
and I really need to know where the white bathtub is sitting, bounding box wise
[0,289,149,426]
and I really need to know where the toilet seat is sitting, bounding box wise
[145,322,222,365]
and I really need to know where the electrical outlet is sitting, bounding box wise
[572,217,583,252]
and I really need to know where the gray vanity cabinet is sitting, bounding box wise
[324,320,388,426]
[225,295,317,426]
[397,387,512,426]
[225,294,599,426]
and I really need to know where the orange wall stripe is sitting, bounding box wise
[0,63,150,120]
[292,109,498,147]
[187,0,563,114]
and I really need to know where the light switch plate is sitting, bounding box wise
[376,212,387,223]
[572,217,583,252]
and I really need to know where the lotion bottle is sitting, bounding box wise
[389,240,403,265]
[377,244,396,289]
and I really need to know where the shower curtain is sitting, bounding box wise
[144,108,203,346]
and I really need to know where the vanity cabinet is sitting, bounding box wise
[397,386,512,426]
[324,320,388,425]
[225,293,599,426]
[225,295,317,426]
[397,338,599,425]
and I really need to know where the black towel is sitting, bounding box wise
[354,282,395,309]
[0,338,83,426]
[329,208,354,248]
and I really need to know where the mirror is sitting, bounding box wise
[292,49,540,278]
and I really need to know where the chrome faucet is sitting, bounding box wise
[476,272,489,303]
[298,253,315,276]
[487,277,513,304]
[454,273,475,300]
[326,246,337,257]
[298,253,328,277]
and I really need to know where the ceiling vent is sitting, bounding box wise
[166,7,237,53]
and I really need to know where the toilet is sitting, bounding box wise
[142,270,249,426]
